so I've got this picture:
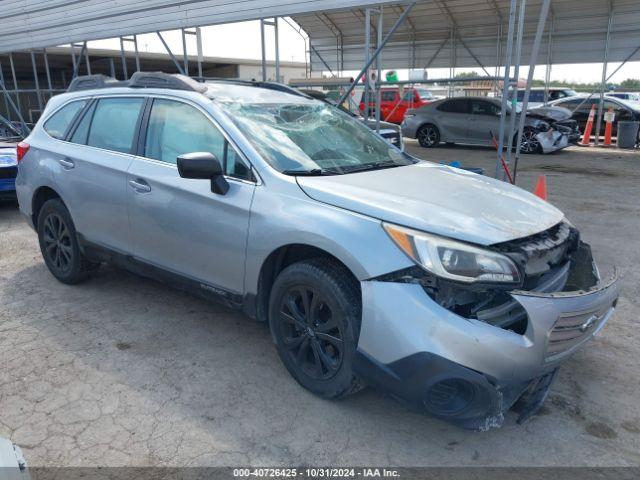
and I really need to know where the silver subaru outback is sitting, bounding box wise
[15,73,618,430]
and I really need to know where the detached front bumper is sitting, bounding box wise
[356,255,619,430]
[536,129,570,153]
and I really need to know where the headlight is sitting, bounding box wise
[383,223,521,284]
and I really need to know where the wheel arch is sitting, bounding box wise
[31,185,64,228]
[253,243,361,323]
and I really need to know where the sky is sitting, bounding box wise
[89,19,640,85]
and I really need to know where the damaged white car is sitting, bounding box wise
[402,97,580,153]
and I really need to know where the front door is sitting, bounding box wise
[467,99,503,145]
[127,98,256,295]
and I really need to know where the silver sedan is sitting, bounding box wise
[401,97,571,154]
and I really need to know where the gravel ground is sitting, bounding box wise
[0,143,639,467]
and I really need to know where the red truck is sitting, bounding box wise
[359,87,436,124]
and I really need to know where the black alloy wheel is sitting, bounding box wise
[37,198,97,284]
[518,128,542,154]
[269,259,363,399]
[42,212,73,274]
[417,124,440,148]
[278,285,344,380]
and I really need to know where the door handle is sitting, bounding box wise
[128,179,151,193]
[58,158,75,169]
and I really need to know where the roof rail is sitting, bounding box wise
[67,74,124,92]
[204,78,310,98]
[129,72,207,93]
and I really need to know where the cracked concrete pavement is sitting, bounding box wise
[0,144,639,467]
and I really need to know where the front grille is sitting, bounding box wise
[0,166,17,179]
[546,304,613,361]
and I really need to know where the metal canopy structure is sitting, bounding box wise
[2,0,640,177]
[293,0,640,72]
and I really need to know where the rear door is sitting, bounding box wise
[435,98,470,141]
[57,96,145,253]
[127,97,256,295]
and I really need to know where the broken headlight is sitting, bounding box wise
[383,223,522,285]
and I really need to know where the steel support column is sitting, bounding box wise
[375,8,383,132]
[157,32,186,75]
[594,3,614,146]
[196,28,204,79]
[30,51,44,113]
[182,29,189,76]
[72,42,87,79]
[0,59,11,121]
[504,0,526,170]
[512,0,552,182]
[544,15,554,104]
[363,8,372,120]
[43,48,53,96]
[9,53,20,117]
[133,35,141,72]
[495,0,518,179]
[84,42,91,75]
[275,18,281,83]
[260,19,267,81]
[338,3,416,105]
[119,37,128,79]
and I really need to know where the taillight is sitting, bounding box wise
[16,142,30,162]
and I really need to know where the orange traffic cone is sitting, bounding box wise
[603,106,614,146]
[533,175,548,200]
[580,104,596,146]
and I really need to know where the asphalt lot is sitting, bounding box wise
[1,142,639,466]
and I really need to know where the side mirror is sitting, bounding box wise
[177,152,229,195]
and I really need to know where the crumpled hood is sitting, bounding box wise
[527,106,572,122]
[297,162,564,245]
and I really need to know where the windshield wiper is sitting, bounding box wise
[281,168,336,176]
[339,161,402,173]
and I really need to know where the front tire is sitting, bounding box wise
[516,128,542,154]
[37,198,97,284]
[269,259,363,399]
[417,123,440,148]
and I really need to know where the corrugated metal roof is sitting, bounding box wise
[0,0,390,53]
[292,0,640,71]
[1,0,638,71]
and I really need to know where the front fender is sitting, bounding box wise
[244,183,413,295]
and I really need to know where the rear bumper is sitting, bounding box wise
[357,257,619,429]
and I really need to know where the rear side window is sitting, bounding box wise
[86,98,144,153]
[43,100,87,139]
[437,98,469,114]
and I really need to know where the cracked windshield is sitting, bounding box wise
[222,102,416,175]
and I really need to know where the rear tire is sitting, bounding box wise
[417,123,440,148]
[269,258,363,399]
[37,198,97,284]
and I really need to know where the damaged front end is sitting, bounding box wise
[358,221,618,430]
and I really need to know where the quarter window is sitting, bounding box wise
[43,100,87,139]
[87,98,144,153]
[144,99,251,180]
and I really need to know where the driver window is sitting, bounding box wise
[144,99,252,180]
[471,100,500,116]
